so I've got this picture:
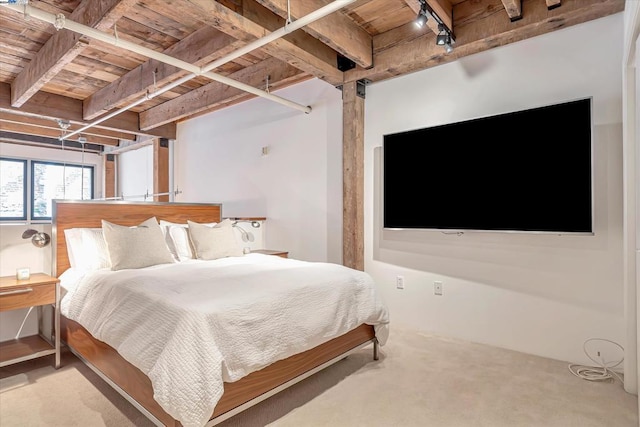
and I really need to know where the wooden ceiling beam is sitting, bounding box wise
[83,26,247,120]
[428,0,454,33]
[0,121,117,146]
[139,57,308,130]
[253,0,373,68]
[345,0,623,83]
[501,0,523,21]
[10,0,137,107]
[182,0,344,85]
[0,111,135,141]
[0,82,176,140]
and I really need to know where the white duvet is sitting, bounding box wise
[60,254,389,427]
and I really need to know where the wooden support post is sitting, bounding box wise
[153,138,170,202]
[104,154,116,199]
[342,81,365,271]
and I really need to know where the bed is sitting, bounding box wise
[52,200,389,427]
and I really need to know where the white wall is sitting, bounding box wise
[176,13,625,368]
[116,144,267,250]
[117,145,154,200]
[0,142,103,341]
[365,13,624,367]
[175,80,343,262]
[622,0,640,395]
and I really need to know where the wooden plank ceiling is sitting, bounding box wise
[0,0,625,149]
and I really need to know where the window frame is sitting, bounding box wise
[0,157,28,221]
[30,160,95,221]
[0,157,95,224]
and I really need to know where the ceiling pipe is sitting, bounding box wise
[201,0,356,74]
[2,1,355,138]
[63,73,196,141]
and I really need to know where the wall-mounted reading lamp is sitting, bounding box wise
[22,229,51,248]
[232,221,261,243]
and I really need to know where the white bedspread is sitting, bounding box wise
[60,254,389,427]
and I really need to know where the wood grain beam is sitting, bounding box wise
[253,0,372,68]
[104,154,116,199]
[342,81,364,271]
[0,121,117,146]
[345,0,624,83]
[182,0,344,85]
[0,82,176,140]
[501,0,522,21]
[0,111,135,141]
[153,139,169,202]
[83,26,246,120]
[139,57,307,130]
[10,0,137,107]
[428,0,454,33]
[546,0,561,10]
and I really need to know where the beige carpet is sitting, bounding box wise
[0,328,637,427]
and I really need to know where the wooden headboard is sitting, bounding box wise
[52,200,222,277]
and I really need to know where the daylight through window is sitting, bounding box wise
[0,158,94,222]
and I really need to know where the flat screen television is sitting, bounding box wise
[382,97,593,234]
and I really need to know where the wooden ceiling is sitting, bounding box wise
[0,0,625,149]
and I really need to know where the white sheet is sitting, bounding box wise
[60,254,389,427]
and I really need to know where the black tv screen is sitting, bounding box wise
[383,98,593,234]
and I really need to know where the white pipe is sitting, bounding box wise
[201,0,355,73]
[63,73,196,140]
[2,2,327,123]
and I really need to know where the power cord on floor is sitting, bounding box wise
[568,338,624,385]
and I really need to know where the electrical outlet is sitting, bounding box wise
[396,275,405,289]
[434,281,443,296]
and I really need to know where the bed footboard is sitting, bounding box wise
[62,316,376,426]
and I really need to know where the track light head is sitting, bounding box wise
[445,43,454,54]
[415,10,427,28]
[436,24,450,45]
[436,33,448,45]
[415,0,428,28]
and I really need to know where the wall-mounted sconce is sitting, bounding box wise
[22,229,51,248]
[232,220,261,242]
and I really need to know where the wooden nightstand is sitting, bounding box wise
[251,249,289,258]
[0,273,60,369]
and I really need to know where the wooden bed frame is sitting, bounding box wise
[52,200,378,427]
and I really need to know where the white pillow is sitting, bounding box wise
[80,228,111,270]
[63,228,82,269]
[64,228,109,271]
[102,217,175,271]
[168,225,194,261]
[159,220,217,261]
[187,219,243,260]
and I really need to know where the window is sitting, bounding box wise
[0,158,27,220]
[0,157,94,222]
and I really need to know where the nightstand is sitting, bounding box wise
[251,249,289,258]
[0,273,60,369]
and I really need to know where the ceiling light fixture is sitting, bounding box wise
[436,24,449,45]
[415,1,455,53]
[415,0,428,28]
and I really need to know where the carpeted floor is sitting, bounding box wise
[0,327,637,427]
